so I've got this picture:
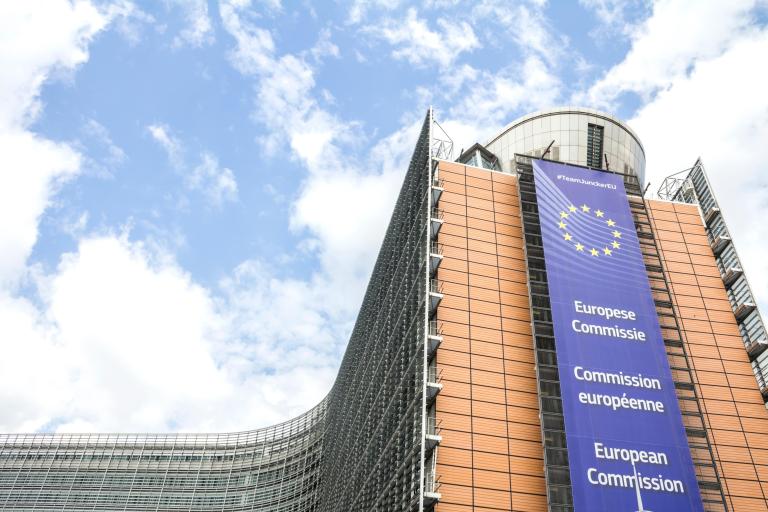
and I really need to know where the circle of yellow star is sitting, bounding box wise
[561,203,623,257]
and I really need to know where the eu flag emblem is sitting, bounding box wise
[558,203,623,257]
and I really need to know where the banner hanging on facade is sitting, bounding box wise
[533,159,703,511]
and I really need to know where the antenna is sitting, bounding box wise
[542,140,556,159]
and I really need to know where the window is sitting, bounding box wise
[587,123,604,169]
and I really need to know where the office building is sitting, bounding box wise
[1,108,766,511]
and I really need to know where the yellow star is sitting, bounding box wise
[568,205,578,212]
[581,204,590,212]
[560,211,569,218]
[603,247,612,256]
[611,240,620,249]
[595,209,604,217]
[606,219,616,227]
[563,233,573,241]
[558,221,567,229]
[575,243,585,252]
[590,248,599,256]
[612,230,622,238]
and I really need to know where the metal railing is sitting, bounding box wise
[425,417,442,437]
[426,367,443,385]
[424,472,441,494]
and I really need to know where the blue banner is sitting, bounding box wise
[533,159,703,511]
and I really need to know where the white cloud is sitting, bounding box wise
[108,0,156,45]
[474,1,568,65]
[219,0,409,365]
[576,0,760,108]
[147,123,184,167]
[0,1,266,433]
[0,132,81,288]
[364,8,480,67]
[189,153,238,206]
[0,234,337,433]
[0,293,68,432]
[148,124,237,206]
[0,1,108,128]
[426,56,561,156]
[628,28,768,314]
[220,0,276,75]
[83,118,126,169]
[44,235,229,431]
[0,1,114,289]
[347,0,403,25]
[171,0,214,48]
[579,0,650,35]
[311,27,340,61]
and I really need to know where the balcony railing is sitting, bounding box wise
[428,280,443,316]
[429,243,443,276]
[427,320,443,359]
[431,177,444,208]
[424,471,442,506]
[427,366,443,386]
[722,266,743,289]
[426,416,442,437]
[430,208,444,240]
[734,302,756,323]
[710,234,731,255]
[746,338,768,360]
[704,206,721,225]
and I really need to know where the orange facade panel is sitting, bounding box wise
[648,199,768,508]
[435,163,541,512]
[433,166,767,510]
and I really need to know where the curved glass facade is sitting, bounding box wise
[485,107,647,185]
[0,400,326,511]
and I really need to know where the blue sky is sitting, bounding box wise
[1,0,767,433]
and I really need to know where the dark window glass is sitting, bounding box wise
[587,124,604,169]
